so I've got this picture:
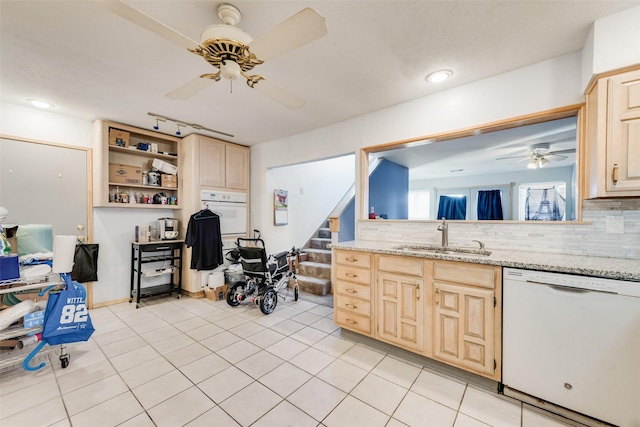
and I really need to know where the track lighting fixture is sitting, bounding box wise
[147,112,233,138]
[153,115,167,130]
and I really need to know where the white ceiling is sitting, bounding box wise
[1,1,638,147]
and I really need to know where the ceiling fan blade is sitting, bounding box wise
[166,77,215,100]
[496,154,529,160]
[545,154,568,161]
[248,8,328,62]
[252,78,305,110]
[93,1,199,50]
[548,148,576,155]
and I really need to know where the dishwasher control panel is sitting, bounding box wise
[504,268,640,297]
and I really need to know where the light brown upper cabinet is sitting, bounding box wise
[585,67,640,197]
[188,134,249,191]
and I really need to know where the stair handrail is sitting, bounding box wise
[327,157,384,238]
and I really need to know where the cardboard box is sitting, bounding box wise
[109,163,142,184]
[205,285,227,301]
[161,174,177,188]
[23,310,45,328]
[150,158,178,175]
[109,128,130,147]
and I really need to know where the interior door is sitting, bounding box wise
[0,137,89,239]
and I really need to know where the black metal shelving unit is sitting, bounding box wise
[130,240,183,308]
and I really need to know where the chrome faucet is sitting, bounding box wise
[437,217,448,247]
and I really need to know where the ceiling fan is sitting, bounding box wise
[496,143,576,169]
[95,1,328,109]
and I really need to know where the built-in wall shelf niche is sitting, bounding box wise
[92,120,181,209]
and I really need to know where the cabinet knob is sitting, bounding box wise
[612,164,619,184]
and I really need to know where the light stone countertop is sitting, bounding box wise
[329,240,640,282]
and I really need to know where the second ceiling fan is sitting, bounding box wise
[96,1,328,109]
[496,143,576,169]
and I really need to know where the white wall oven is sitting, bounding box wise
[200,190,247,236]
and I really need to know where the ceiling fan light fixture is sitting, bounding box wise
[426,70,452,83]
[538,157,550,168]
[220,60,241,80]
[527,158,538,169]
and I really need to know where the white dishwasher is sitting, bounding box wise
[502,268,640,427]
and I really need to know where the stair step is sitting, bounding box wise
[299,261,332,280]
[293,274,331,296]
[302,248,332,264]
[310,237,331,249]
[318,228,331,238]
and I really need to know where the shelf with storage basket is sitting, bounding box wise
[93,120,181,209]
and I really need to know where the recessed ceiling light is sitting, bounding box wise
[27,99,54,109]
[426,70,452,83]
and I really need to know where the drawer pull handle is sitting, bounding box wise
[154,246,171,250]
[346,273,358,278]
[345,318,358,325]
[345,304,357,309]
[346,257,358,262]
[435,288,440,304]
[612,164,619,184]
[345,288,358,294]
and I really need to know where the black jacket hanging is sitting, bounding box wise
[185,209,223,270]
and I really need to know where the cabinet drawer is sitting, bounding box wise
[433,261,497,289]
[335,265,371,285]
[335,251,371,268]
[377,255,423,276]
[335,295,371,317]
[335,310,371,335]
[334,279,371,300]
[138,242,181,252]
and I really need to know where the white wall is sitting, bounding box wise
[581,5,640,90]
[251,52,584,247]
[1,101,174,305]
[265,154,355,252]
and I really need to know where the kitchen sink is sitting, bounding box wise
[393,244,492,257]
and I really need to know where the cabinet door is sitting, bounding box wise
[225,144,249,190]
[608,69,640,192]
[377,272,423,351]
[199,138,226,188]
[433,282,495,376]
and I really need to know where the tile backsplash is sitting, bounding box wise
[357,198,640,260]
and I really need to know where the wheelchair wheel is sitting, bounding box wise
[260,288,278,314]
[226,282,245,307]
[294,285,299,301]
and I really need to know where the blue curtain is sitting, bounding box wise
[477,190,504,220]
[437,196,467,220]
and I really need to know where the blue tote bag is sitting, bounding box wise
[42,275,95,345]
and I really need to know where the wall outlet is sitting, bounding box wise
[605,216,624,234]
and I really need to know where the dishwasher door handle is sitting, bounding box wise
[526,280,615,295]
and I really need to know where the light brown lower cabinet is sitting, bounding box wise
[333,250,502,381]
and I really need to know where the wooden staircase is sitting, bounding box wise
[296,222,332,296]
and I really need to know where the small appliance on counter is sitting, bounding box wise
[158,218,179,240]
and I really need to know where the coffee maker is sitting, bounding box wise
[158,218,179,240]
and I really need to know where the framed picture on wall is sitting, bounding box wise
[274,189,288,225]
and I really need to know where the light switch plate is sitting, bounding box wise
[605,216,624,234]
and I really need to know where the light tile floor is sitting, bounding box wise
[0,294,584,427]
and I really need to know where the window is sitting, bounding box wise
[408,190,430,220]
[519,182,566,221]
